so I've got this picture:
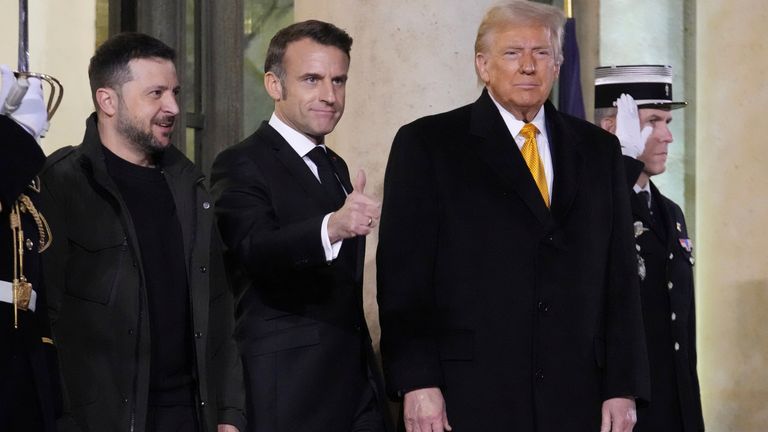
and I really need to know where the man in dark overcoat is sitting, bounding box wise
[376,2,650,432]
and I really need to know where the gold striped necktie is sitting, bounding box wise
[520,123,550,207]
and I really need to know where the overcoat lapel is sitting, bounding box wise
[545,101,583,225]
[257,122,339,211]
[467,90,551,227]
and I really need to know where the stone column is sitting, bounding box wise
[697,1,768,430]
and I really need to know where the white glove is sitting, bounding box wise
[615,93,652,159]
[0,65,15,109]
[0,65,49,139]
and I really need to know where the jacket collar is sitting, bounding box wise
[78,113,204,185]
[467,90,582,229]
[254,121,349,212]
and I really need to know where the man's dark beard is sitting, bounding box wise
[116,110,173,160]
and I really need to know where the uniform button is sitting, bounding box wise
[669,253,674,260]
[128,328,135,335]
[25,238,34,251]
[122,397,128,404]
[353,324,362,332]
[132,260,137,267]
[667,281,674,290]
[636,244,641,252]
[202,201,211,210]
[199,266,207,273]
[537,301,549,313]
[689,257,695,265]
[200,401,207,407]
[671,312,677,321]
[195,332,203,338]
[535,369,544,381]
[674,342,680,351]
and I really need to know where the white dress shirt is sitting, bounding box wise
[269,113,343,261]
[489,95,554,198]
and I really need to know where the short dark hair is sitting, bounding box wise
[88,32,176,107]
[264,20,353,83]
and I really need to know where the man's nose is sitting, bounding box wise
[319,80,336,104]
[164,92,180,116]
[520,52,535,74]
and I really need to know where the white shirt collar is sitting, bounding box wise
[268,113,325,157]
[488,93,547,141]
[633,182,651,194]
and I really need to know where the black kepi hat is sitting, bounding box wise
[594,65,687,110]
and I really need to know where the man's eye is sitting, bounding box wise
[305,76,317,83]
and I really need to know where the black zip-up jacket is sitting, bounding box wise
[39,114,245,432]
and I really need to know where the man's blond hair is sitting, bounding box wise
[475,1,566,66]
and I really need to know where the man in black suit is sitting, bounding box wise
[594,65,704,432]
[0,66,58,431]
[376,2,649,432]
[211,20,390,432]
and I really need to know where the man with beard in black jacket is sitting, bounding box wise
[39,33,244,432]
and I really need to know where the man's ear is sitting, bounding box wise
[475,53,490,84]
[264,71,284,101]
[95,88,118,117]
[601,116,617,134]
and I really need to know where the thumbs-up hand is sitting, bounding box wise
[328,169,381,242]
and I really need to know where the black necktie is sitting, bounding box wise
[637,190,651,210]
[306,146,346,208]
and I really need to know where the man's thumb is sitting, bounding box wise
[354,169,366,192]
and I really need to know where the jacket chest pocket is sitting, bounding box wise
[66,225,128,305]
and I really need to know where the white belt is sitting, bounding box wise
[0,280,37,312]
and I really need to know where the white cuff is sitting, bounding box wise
[321,213,343,262]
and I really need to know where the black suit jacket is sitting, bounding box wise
[0,115,58,431]
[377,91,650,431]
[624,159,704,432]
[211,122,390,432]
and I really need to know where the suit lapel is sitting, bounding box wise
[256,122,339,211]
[327,148,353,195]
[467,90,551,227]
[650,182,672,244]
[545,102,583,224]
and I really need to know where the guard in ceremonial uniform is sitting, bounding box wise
[0,66,59,431]
[594,65,705,432]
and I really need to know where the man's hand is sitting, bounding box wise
[615,93,651,159]
[600,397,637,432]
[327,169,381,242]
[217,424,239,432]
[403,387,452,432]
[0,65,48,139]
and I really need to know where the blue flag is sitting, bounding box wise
[558,18,585,119]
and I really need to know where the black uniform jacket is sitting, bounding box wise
[211,122,392,432]
[624,158,705,432]
[38,114,244,432]
[377,90,651,432]
[0,115,59,431]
